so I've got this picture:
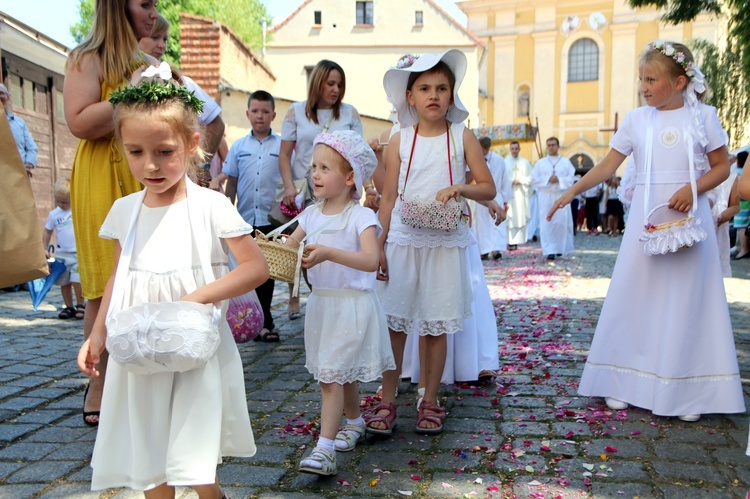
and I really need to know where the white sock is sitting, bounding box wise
[300,437,335,470]
[317,436,335,452]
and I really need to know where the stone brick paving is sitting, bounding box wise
[0,233,748,498]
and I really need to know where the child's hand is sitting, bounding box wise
[547,192,575,221]
[301,244,330,269]
[668,185,693,213]
[436,185,463,206]
[368,137,384,155]
[377,250,389,281]
[717,207,739,226]
[487,201,506,225]
[78,335,105,377]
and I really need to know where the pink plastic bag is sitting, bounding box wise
[226,289,264,343]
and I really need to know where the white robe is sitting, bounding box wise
[504,155,533,245]
[473,152,512,254]
[531,155,575,256]
[709,169,737,278]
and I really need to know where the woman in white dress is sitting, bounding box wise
[547,41,744,422]
[78,72,267,495]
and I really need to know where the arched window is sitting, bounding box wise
[568,38,598,82]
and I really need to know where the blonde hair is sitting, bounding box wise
[639,42,707,102]
[153,14,170,36]
[305,60,346,124]
[113,81,204,175]
[66,0,142,88]
[54,178,71,200]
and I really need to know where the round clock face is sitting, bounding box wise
[562,14,580,35]
[589,12,606,30]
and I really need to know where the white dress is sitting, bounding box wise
[473,151,512,255]
[401,231,498,384]
[380,123,473,336]
[578,104,745,417]
[93,191,256,491]
[300,203,395,383]
[709,168,737,278]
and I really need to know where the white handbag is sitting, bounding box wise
[105,180,222,374]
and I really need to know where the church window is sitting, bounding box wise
[568,38,598,82]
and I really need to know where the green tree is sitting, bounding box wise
[70,0,270,64]
[689,39,748,149]
[628,0,750,147]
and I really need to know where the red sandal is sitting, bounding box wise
[416,401,445,435]
[365,402,397,436]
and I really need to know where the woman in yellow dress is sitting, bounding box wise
[63,0,158,427]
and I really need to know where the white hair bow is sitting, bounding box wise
[141,62,172,81]
[684,65,708,147]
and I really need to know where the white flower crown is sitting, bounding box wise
[647,40,696,79]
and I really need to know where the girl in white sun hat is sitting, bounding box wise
[369,49,496,435]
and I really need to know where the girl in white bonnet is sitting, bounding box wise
[286,130,395,476]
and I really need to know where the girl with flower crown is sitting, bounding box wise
[548,41,744,422]
[77,70,268,496]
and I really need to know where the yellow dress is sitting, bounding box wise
[70,79,142,299]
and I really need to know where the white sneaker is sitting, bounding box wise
[677,414,701,422]
[605,397,628,410]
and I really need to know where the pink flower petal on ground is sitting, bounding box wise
[410,474,421,481]
[487,485,500,492]
[604,446,618,453]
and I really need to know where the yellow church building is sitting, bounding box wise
[458,0,722,166]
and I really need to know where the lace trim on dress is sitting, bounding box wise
[585,361,741,385]
[388,229,471,248]
[387,315,463,336]
[313,364,396,385]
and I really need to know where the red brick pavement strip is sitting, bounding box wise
[0,233,747,498]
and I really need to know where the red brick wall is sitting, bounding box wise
[179,14,222,102]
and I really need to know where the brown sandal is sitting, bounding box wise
[416,401,445,435]
[365,402,397,436]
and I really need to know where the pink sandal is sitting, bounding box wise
[365,402,397,436]
[416,401,445,435]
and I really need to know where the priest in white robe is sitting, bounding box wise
[531,137,575,260]
[504,141,533,249]
[473,137,513,258]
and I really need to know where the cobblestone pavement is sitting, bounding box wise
[0,233,748,499]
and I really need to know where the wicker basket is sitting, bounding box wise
[255,230,306,284]
[640,203,706,255]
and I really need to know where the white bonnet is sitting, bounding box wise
[313,130,377,200]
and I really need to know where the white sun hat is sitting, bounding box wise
[383,49,469,127]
